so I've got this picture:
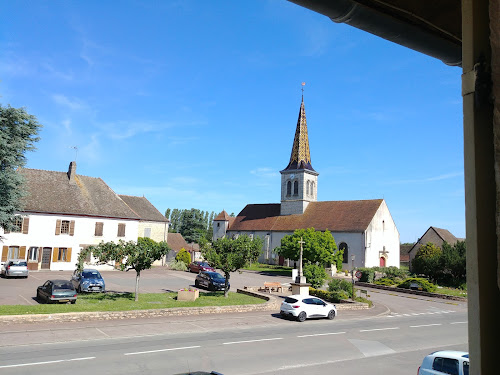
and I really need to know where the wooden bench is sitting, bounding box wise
[263,282,283,293]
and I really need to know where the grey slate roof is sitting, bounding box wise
[19,164,140,219]
[119,195,168,223]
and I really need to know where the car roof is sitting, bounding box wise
[82,269,100,272]
[428,351,469,360]
[46,279,73,283]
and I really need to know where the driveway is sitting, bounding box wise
[0,267,295,305]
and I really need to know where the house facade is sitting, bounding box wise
[0,162,166,271]
[213,96,400,270]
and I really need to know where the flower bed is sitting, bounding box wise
[177,288,199,301]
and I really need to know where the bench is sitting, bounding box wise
[263,282,283,293]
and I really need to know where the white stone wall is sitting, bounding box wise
[0,213,139,271]
[212,220,229,240]
[138,221,168,243]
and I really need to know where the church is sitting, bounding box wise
[213,96,400,270]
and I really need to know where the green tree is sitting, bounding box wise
[175,247,192,266]
[438,240,467,287]
[201,235,263,297]
[303,264,328,288]
[0,105,41,231]
[77,238,171,301]
[411,242,442,282]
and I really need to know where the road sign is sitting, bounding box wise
[355,270,362,278]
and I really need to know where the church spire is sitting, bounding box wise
[283,95,315,172]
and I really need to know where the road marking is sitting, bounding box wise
[410,323,442,328]
[124,346,200,356]
[297,332,346,338]
[450,321,467,325]
[359,327,399,332]
[18,294,34,305]
[223,337,283,345]
[0,357,95,369]
[95,327,110,337]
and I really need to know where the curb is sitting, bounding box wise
[355,282,467,302]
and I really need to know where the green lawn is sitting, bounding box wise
[435,286,468,298]
[243,263,293,277]
[0,291,266,316]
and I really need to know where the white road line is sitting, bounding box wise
[297,332,346,338]
[410,323,442,328]
[18,294,34,305]
[359,327,399,332]
[450,321,468,325]
[223,338,283,345]
[0,357,95,369]
[124,346,200,356]
[95,327,110,337]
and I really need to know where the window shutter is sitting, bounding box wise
[22,218,29,234]
[118,223,125,237]
[95,222,103,236]
[66,248,72,262]
[1,246,8,262]
[52,248,59,262]
[19,246,26,259]
[55,220,61,235]
[69,220,75,236]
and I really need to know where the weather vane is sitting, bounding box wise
[301,82,305,97]
[71,146,78,161]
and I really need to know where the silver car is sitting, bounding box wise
[0,260,29,278]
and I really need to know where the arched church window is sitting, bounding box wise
[293,181,298,195]
[339,242,348,264]
[287,181,292,196]
[306,181,310,196]
[311,181,315,198]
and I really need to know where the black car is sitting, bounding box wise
[37,279,78,304]
[195,271,229,291]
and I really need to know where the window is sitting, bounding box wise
[463,361,469,375]
[8,246,20,259]
[117,223,126,237]
[28,247,39,261]
[339,242,348,263]
[306,181,310,196]
[55,219,75,236]
[95,222,103,236]
[61,220,70,234]
[217,223,220,227]
[54,247,72,262]
[12,217,23,232]
[287,181,292,196]
[433,357,459,375]
[144,227,151,238]
[58,247,68,261]
[293,181,298,195]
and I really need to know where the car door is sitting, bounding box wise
[71,271,80,289]
[39,281,52,301]
[312,298,330,317]
[302,298,319,317]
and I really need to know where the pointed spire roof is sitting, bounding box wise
[283,96,315,172]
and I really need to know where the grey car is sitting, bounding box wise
[0,260,29,278]
[37,280,77,304]
[71,269,105,292]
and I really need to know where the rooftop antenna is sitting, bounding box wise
[70,146,78,162]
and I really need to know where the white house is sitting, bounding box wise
[213,96,400,270]
[0,162,167,271]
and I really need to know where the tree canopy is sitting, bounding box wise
[201,235,263,297]
[165,208,215,243]
[77,238,171,301]
[0,104,41,231]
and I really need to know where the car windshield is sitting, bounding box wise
[209,273,225,281]
[11,261,27,266]
[200,263,211,267]
[82,271,101,279]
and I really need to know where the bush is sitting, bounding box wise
[175,248,191,266]
[309,287,348,303]
[374,277,396,286]
[382,266,408,280]
[357,267,375,283]
[398,277,437,293]
[328,278,353,297]
[169,259,187,271]
[303,264,328,289]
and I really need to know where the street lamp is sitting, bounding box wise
[351,255,355,301]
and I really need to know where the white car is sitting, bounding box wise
[418,350,469,375]
[280,294,337,322]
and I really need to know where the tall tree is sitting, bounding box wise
[201,235,263,297]
[77,238,171,301]
[0,105,41,231]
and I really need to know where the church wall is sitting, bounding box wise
[212,220,228,240]
[335,232,365,270]
[280,200,310,216]
[364,201,400,268]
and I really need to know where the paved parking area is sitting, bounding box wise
[0,267,294,305]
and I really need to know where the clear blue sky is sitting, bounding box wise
[1,0,464,243]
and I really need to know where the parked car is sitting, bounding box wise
[36,280,77,304]
[195,271,229,291]
[418,350,469,375]
[0,259,29,278]
[188,261,215,273]
[280,294,337,322]
[71,268,105,292]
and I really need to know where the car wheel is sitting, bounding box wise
[195,280,200,288]
[36,290,41,302]
[297,311,307,322]
[327,309,336,320]
[71,300,76,304]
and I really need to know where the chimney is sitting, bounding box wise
[67,161,77,184]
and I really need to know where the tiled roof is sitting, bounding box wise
[214,210,230,221]
[229,199,383,232]
[19,165,140,219]
[119,195,168,223]
[166,233,189,252]
[431,227,458,244]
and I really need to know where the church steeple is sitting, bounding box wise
[282,96,315,172]
[280,93,319,216]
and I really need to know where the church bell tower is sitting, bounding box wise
[280,95,319,216]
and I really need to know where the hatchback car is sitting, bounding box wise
[418,350,469,375]
[188,261,215,273]
[71,268,106,292]
[37,280,77,304]
[195,271,229,291]
[0,259,29,278]
[280,295,337,322]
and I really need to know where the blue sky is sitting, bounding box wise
[1,0,464,243]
